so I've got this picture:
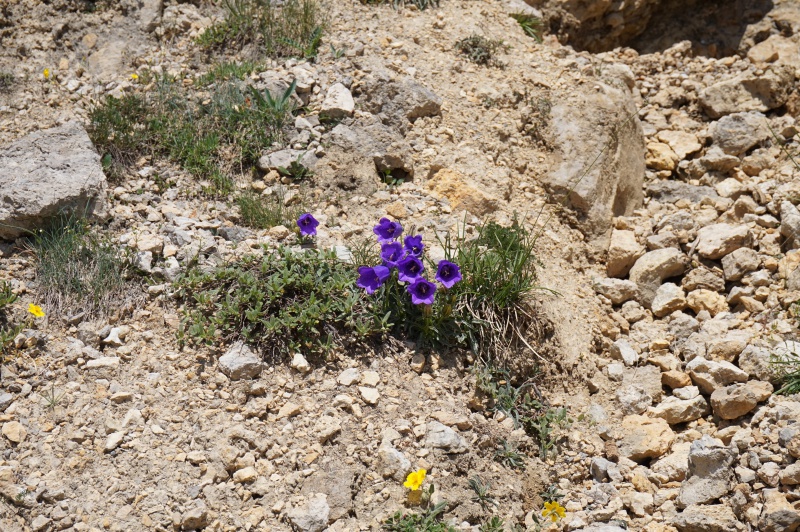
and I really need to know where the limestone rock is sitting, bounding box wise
[288,493,330,532]
[646,181,718,204]
[737,345,775,381]
[695,223,752,260]
[710,381,773,420]
[425,421,468,453]
[617,385,652,415]
[686,289,728,317]
[321,83,354,119]
[700,65,795,119]
[721,247,759,281]
[651,395,709,425]
[358,78,442,131]
[646,142,678,171]
[181,502,209,530]
[677,436,734,507]
[758,489,800,532]
[541,81,644,249]
[651,283,687,318]
[607,229,645,278]
[780,463,800,485]
[780,200,800,250]
[656,130,702,160]
[1,421,27,443]
[427,169,498,216]
[256,149,318,173]
[617,415,674,462]
[628,248,688,307]
[609,339,639,366]
[218,342,263,380]
[686,357,748,395]
[378,443,411,481]
[593,278,640,305]
[651,442,691,482]
[670,504,744,532]
[0,122,108,240]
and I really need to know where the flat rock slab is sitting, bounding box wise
[0,121,107,240]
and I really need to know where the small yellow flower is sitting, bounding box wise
[28,303,45,318]
[403,469,426,491]
[130,73,139,81]
[43,68,50,79]
[542,501,566,523]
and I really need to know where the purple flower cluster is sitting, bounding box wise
[357,218,462,305]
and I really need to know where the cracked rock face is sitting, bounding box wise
[0,121,108,240]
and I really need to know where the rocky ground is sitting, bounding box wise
[2,0,800,531]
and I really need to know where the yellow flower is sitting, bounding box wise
[28,303,45,318]
[542,501,566,523]
[130,73,139,81]
[43,68,50,79]
[403,469,426,491]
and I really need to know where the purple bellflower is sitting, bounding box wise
[397,255,424,283]
[435,260,462,289]
[357,265,390,295]
[373,217,403,243]
[296,213,319,237]
[403,235,424,257]
[407,278,436,305]
[380,241,405,268]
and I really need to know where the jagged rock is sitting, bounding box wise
[616,415,674,462]
[651,282,687,318]
[700,65,795,119]
[677,436,734,507]
[628,248,688,307]
[722,247,760,281]
[320,83,354,119]
[710,381,773,420]
[358,77,442,132]
[256,149,318,173]
[651,395,709,425]
[646,141,678,171]
[593,278,640,305]
[617,385,652,415]
[609,339,639,366]
[607,229,645,278]
[780,201,800,250]
[781,463,800,485]
[758,489,800,532]
[541,81,644,250]
[646,180,718,204]
[0,121,108,240]
[288,493,330,532]
[686,289,728,316]
[737,345,775,380]
[682,268,725,293]
[328,119,415,180]
[695,223,753,260]
[218,342,263,380]
[427,169,498,216]
[686,357,748,394]
[1,421,26,443]
[671,504,744,532]
[425,421,468,453]
[651,442,691,482]
[378,443,411,481]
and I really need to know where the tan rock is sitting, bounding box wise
[710,381,773,420]
[427,169,498,216]
[662,370,692,390]
[780,463,800,485]
[2,421,27,443]
[686,289,728,316]
[758,489,800,532]
[617,415,675,462]
[695,223,753,260]
[646,142,678,171]
[656,130,702,160]
[385,201,409,220]
[607,229,645,278]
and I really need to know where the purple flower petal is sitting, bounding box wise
[373,217,403,243]
[435,260,462,289]
[357,265,390,295]
[380,241,405,268]
[397,255,424,283]
[403,235,424,257]
[297,213,319,236]
[407,278,436,305]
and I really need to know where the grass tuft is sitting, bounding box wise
[0,71,14,93]
[360,0,439,10]
[772,342,800,395]
[237,188,303,230]
[30,213,139,319]
[0,281,22,358]
[198,0,326,59]
[510,13,543,42]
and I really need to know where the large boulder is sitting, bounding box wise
[0,122,108,240]
[541,82,644,251]
[700,64,796,119]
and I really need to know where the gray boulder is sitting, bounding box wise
[287,493,330,532]
[358,77,442,132]
[677,436,734,507]
[0,122,108,240]
[218,342,263,380]
[710,111,770,156]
